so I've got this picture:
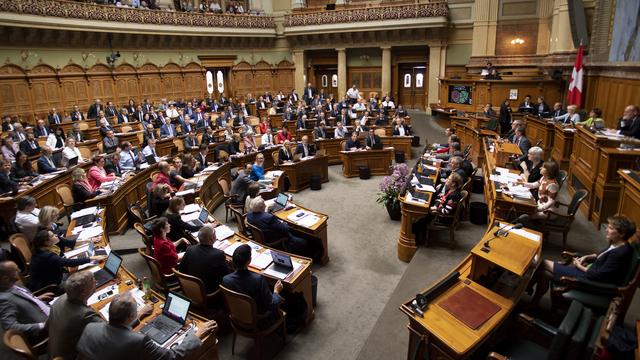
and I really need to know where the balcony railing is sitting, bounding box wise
[0,0,276,29]
[284,2,448,27]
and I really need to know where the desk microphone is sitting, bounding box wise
[481,214,529,253]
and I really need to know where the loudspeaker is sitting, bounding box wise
[325,3,336,10]
[567,0,589,47]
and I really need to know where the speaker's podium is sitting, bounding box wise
[400,224,542,359]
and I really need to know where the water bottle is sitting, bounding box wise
[142,276,151,300]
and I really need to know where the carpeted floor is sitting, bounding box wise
[100,110,640,359]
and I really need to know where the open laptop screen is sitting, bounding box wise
[163,291,190,324]
[270,251,293,269]
[198,209,209,223]
[275,193,288,207]
[103,252,122,275]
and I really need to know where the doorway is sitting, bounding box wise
[398,64,426,110]
[313,65,338,100]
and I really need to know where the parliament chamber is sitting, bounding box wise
[0,0,639,359]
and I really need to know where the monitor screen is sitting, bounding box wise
[275,193,289,206]
[198,209,209,223]
[104,252,122,275]
[270,251,293,268]
[164,292,190,324]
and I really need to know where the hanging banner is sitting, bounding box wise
[216,70,224,94]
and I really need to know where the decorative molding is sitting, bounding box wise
[0,0,275,29]
[283,2,448,27]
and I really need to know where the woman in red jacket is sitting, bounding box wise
[151,217,190,275]
[87,155,116,191]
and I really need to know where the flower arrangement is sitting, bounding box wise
[376,163,411,206]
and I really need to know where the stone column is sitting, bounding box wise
[549,0,576,53]
[536,0,554,55]
[291,0,305,10]
[293,50,305,96]
[337,48,347,99]
[471,0,499,57]
[427,44,443,111]
[381,46,392,97]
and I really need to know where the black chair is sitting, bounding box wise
[539,189,588,249]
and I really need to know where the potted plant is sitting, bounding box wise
[376,163,411,220]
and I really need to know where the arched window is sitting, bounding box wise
[403,74,411,88]
[322,75,328,88]
[206,71,214,95]
[331,74,338,87]
[216,70,224,93]
[416,73,424,88]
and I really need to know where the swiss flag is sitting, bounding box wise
[567,44,584,108]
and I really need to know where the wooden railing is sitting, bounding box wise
[0,0,276,29]
[284,2,448,27]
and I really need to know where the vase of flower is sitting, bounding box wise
[376,163,410,221]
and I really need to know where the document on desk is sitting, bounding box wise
[214,225,235,240]
[223,241,244,256]
[181,212,200,223]
[99,289,146,321]
[87,284,119,305]
[498,222,541,242]
[250,250,273,270]
[181,204,200,214]
[71,206,99,220]
[77,226,104,241]
[175,188,195,197]
[265,170,284,179]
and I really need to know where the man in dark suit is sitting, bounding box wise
[160,118,178,138]
[201,127,215,145]
[102,131,119,153]
[336,108,349,126]
[33,119,51,138]
[76,292,215,360]
[183,130,199,151]
[67,122,86,143]
[195,144,209,170]
[229,163,253,205]
[133,105,145,123]
[117,109,130,124]
[618,105,640,139]
[518,95,534,113]
[87,99,102,119]
[105,101,118,118]
[19,132,41,156]
[142,99,153,114]
[37,146,60,174]
[142,124,157,147]
[512,127,531,162]
[193,108,205,129]
[439,156,468,184]
[70,105,85,122]
[222,244,284,329]
[104,152,123,177]
[0,261,52,344]
[302,82,316,105]
[551,102,566,118]
[314,122,327,139]
[392,118,411,136]
[257,97,268,110]
[282,108,294,122]
[178,225,230,295]
[345,132,361,150]
[47,108,63,126]
[364,129,382,149]
[533,96,550,117]
[294,136,315,158]
[296,115,307,131]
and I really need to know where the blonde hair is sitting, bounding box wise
[38,205,60,228]
[567,105,577,112]
[71,168,86,182]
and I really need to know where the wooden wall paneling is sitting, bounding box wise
[348,67,382,99]
[584,75,640,128]
[138,63,162,103]
[29,65,62,118]
[253,61,273,95]
[232,61,254,99]
[182,62,205,100]
[0,65,31,119]
[59,64,90,113]
[160,63,184,102]
[113,63,139,106]
[275,60,295,93]
[87,64,114,105]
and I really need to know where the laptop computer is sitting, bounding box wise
[68,156,79,167]
[187,208,208,227]
[75,214,97,227]
[409,187,429,202]
[417,174,434,186]
[141,291,191,345]
[268,251,294,276]
[93,251,122,288]
[145,154,157,164]
[268,193,289,213]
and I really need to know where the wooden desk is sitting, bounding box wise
[524,115,555,160]
[380,136,413,159]
[230,147,277,171]
[591,149,640,227]
[115,130,143,148]
[195,162,233,213]
[400,225,541,359]
[272,201,330,265]
[77,139,100,155]
[493,142,521,168]
[339,148,394,178]
[223,234,316,324]
[85,122,142,141]
[279,155,329,193]
[617,170,640,234]
[568,127,625,219]
[452,121,497,168]
[156,137,183,157]
[550,123,575,171]
[315,138,344,165]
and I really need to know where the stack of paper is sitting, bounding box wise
[175,189,195,196]
[77,226,103,241]
[181,204,200,214]
[70,206,98,220]
[87,285,119,305]
[297,214,319,228]
[223,241,244,256]
[214,225,235,240]
[250,250,273,270]
[99,289,146,320]
[265,170,284,179]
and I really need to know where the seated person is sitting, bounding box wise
[1,137,19,163]
[118,141,138,171]
[163,197,201,242]
[19,132,41,157]
[365,129,382,149]
[276,125,292,144]
[102,130,119,154]
[195,144,209,170]
[168,156,195,190]
[149,183,171,218]
[353,121,368,134]
[519,146,544,185]
[334,122,348,138]
[249,153,266,181]
[314,122,327,139]
[62,138,83,167]
[242,132,257,153]
[527,216,636,307]
[28,229,105,293]
[150,217,190,275]
[247,197,322,261]
[392,117,411,136]
[37,145,63,174]
[178,225,230,295]
[439,156,467,184]
[550,102,566,118]
[45,127,66,151]
[554,104,580,125]
[518,95,534,112]
[10,151,37,182]
[436,141,461,162]
[104,152,123,177]
[345,132,361,150]
[222,244,285,329]
[511,127,531,163]
[482,103,495,118]
[294,135,315,158]
[14,196,40,241]
[76,292,215,360]
[183,130,199,151]
[244,182,262,214]
[278,140,295,164]
[152,161,174,192]
[519,161,559,217]
[71,168,101,210]
[261,129,276,148]
[576,107,605,128]
[0,260,52,344]
[617,105,640,139]
[87,155,116,191]
[230,163,254,206]
[0,159,20,196]
[141,139,160,164]
[412,173,464,242]
[533,96,550,117]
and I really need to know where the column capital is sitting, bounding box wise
[292,49,305,54]
[380,45,392,50]
[335,48,346,52]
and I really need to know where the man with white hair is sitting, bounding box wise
[246,197,322,261]
[178,225,230,294]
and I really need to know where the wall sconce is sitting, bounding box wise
[510,38,525,45]
[359,54,370,62]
